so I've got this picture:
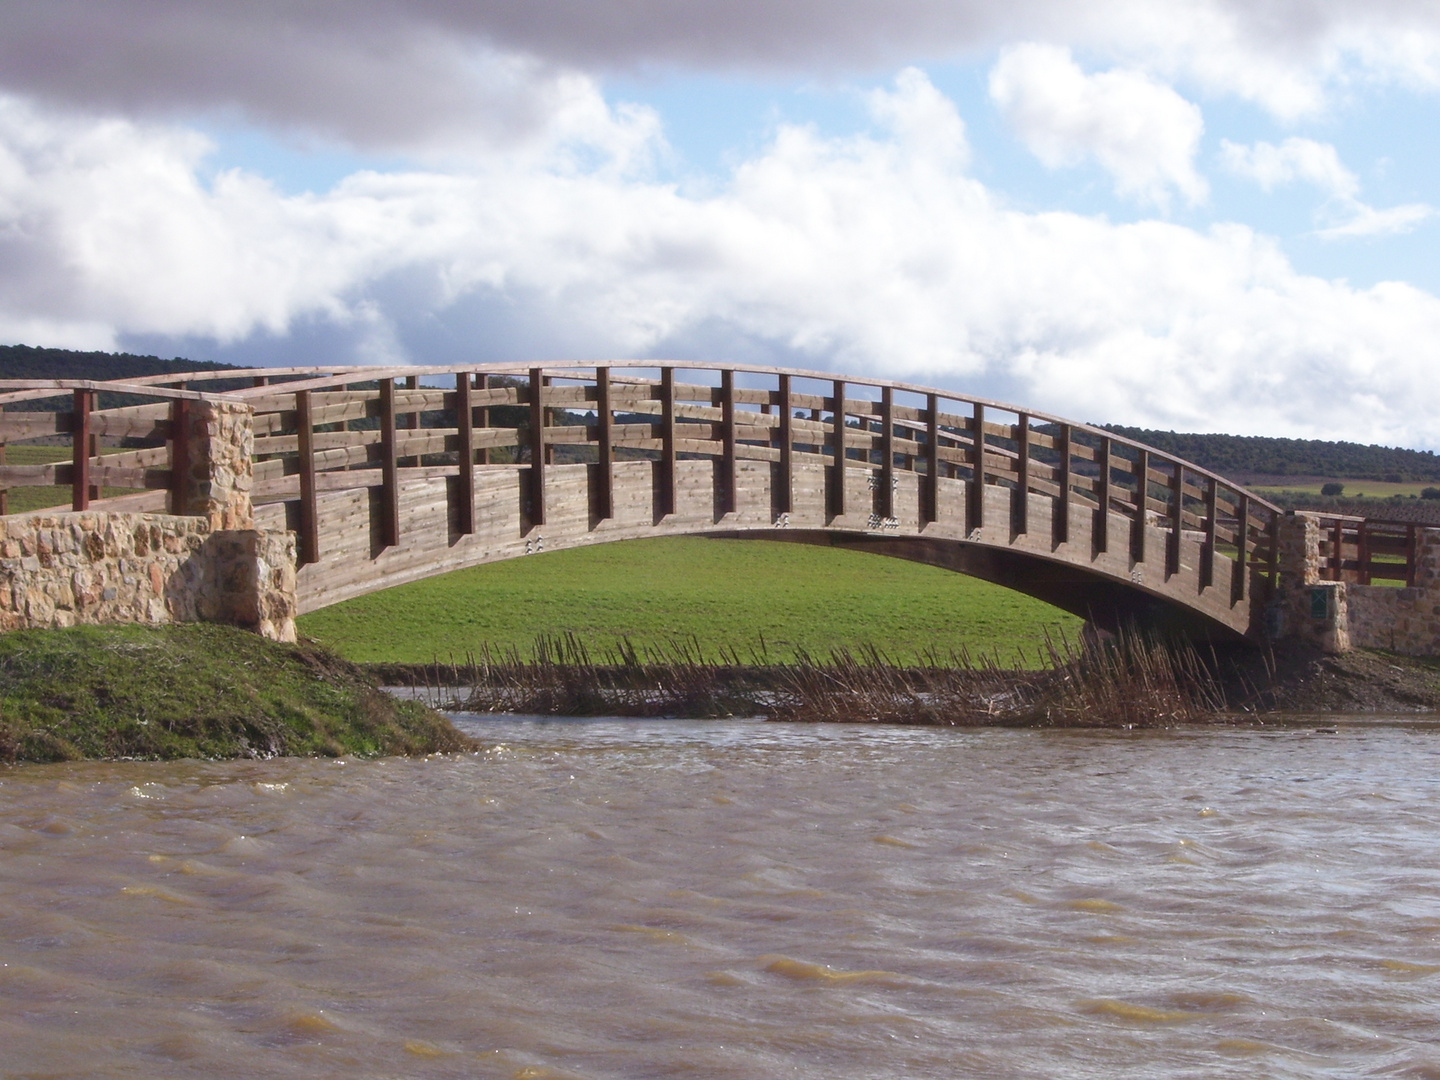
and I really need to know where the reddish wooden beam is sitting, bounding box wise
[1013,412,1029,535]
[1054,422,1070,546]
[830,379,846,519]
[923,392,939,525]
[379,379,400,547]
[1094,434,1111,555]
[528,367,546,528]
[71,388,92,511]
[296,389,320,564]
[719,369,736,516]
[1201,476,1218,590]
[1232,492,1249,603]
[879,387,895,520]
[455,372,474,535]
[776,373,793,516]
[1131,447,1148,565]
[595,366,613,520]
[476,373,490,465]
[1167,462,1184,577]
[967,402,984,534]
[169,398,191,515]
[659,367,676,517]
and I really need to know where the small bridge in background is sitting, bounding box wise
[0,362,1298,644]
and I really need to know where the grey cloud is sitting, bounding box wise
[5,1,1440,148]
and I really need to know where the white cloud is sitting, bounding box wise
[1219,137,1358,199]
[3,77,1440,448]
[988,44,1207,207]
[1221,137,1434,239]
[2,2,1440,147]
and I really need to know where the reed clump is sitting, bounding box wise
[439,630,1231,728]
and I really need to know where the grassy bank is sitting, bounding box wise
[0,623,475,764]
[298,537,1083,667]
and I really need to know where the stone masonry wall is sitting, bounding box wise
[177,400,254,530]
[1347,527,1440,656]
[0,511,297,642]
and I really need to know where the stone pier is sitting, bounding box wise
[1276,512,1440,656]
[0,399,299,641]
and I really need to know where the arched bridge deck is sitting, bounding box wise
[0,362,1286,641]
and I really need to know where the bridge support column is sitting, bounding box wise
[172,399,255,531]
[1275,513,1349,653]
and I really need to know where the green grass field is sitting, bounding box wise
[1252,479,1435,499]
[297,537,1083,667]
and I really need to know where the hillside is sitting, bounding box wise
[0,343,239,382]
[1102,425,1440,483]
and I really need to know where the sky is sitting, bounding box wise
[2,3,1440,446]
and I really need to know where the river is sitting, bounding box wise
[4,717,1440,1078]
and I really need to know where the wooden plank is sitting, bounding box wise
[720,370,736,515]
[71,389,91,511]
[528,368,545,527]
[1095,434,1111,555]
[924,393,939,525]
[1054,422,1070,546]
[879,387,895,520]
[455,372,474,534]
[296,389,320,564]
[1131,447,1148,564]
[1167,462,1184,577]
[475,374,491,465]
[169,399,190,514]
[659,367,677,517]
[379,379,400,547]
[595,366,613,519]
[1013,412,1029,535]
[830,379,846,518]
[1202,475,1217,589]
[777,373,793,516]
[968,402,984,533]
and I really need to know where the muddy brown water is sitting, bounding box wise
[5,716,1440,1079]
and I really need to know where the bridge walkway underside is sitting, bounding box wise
[256,457,1266,642]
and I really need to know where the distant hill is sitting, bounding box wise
[1102,425,1440,483]
[0,344,239,382]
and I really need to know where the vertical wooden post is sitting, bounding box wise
[879,387,895,520]
[1013,413,1029,535]
[1233,492,1250,603]
[252,375,269,388]
[1167,462,1184,577]
[455,372,475,535]
[923,393,939,525]
[400,373,419,469]
[719,369,736,516]
[0,444,8,516]
[830,379,846,519]
[1357,519,1370,585]
[1406,523,1418,587]
[776,373,793,516]
[71,389,92,511]
[528,368,546,527]
[1131,447,1148,565]
[476,374,491,466]
[1095,434,1111,554]
[1201,476,1218,590]
[169,398,191,515]
[378,380,400,547]
[659,367,676,518]
[968,402,985,534]
[1267,511,1280,587]
[1331,518,1344,581]
[296,389,320,564]
[595,366,613,520]
[1054,422,1070,546]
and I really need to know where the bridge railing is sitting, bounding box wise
[0,380,223,516]
[1314,514,1424,586]
[179,361,1284,599]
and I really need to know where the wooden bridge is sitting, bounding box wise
[0,361,1300,643]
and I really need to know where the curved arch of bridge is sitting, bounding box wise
[0,361,1282,643]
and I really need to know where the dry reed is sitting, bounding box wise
[439,629,1232,728]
